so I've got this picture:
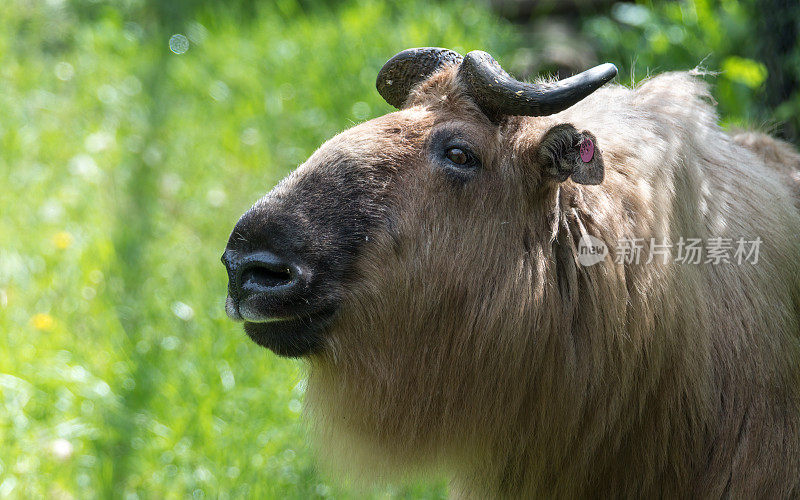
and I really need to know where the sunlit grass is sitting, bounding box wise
[0,0,516,497]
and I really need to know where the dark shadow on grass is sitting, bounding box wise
[90,4,197,496]
[100,54,168,500]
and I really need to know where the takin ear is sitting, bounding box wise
[537,123,604,185]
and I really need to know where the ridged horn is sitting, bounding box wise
[458,50,618,117]
[376,47,463,109]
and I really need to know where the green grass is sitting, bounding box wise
[0,0,517,497]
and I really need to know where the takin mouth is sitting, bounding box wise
[242,308,338,357]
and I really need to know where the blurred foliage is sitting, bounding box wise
[583,0,800,140]
[1,0,797,498]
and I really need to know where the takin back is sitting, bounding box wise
[222,47,800,497]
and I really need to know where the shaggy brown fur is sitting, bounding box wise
[272,66,800,497]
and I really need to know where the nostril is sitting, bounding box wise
[225,250,301,299]
[241,265,294,290]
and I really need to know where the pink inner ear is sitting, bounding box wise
[580,137,594,163]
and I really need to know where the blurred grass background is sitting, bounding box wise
[0,0,797,498]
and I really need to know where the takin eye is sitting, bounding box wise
[444,146,478,169]
[446,147,468,165]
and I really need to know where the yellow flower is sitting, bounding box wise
[53,231,73,250]
[32,313,54,330]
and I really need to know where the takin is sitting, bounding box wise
[222,47,800,497]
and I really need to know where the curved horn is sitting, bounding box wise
[377,47,463,109]
[458,50,618,117]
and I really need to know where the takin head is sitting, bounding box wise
[222,48,615,357]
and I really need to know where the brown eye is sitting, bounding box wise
[446,147,468,165]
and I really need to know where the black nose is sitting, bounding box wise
[222,249,304,319]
